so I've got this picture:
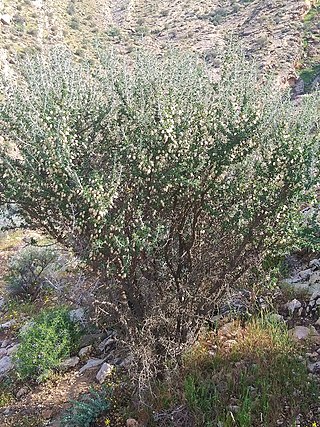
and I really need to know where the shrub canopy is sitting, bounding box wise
[0,48,319,361]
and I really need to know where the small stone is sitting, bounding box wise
[0,319,16,330]
[298,268,312,280]
[0,298,5,310]
[0,14,12,25]
[309,300,316,308]
[289,326,311,341]
[60,356,80,369]
[0,356,13,377]
[286,299,302,313]
[79,358,105,374]
[126,419,139,427]
[96,362,114,384]
[310,259,320,269]
[307,361,320,374]
[16,387,28,399]
[306,352,319,362]
[309,271,320,285]
[79,345,92,359]
[1,339,9,348]
[310,290,320,301]
[315,318,320,326]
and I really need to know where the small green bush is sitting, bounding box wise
[60,386,111,427]
[6,245,62,300]
[15,307,81,381]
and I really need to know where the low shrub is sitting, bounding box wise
[15,306,81,381]
[6,245,62,300]
[60,386,112,427]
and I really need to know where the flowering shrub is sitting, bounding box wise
[0,48,319,376]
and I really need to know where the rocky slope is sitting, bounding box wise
[0,0,319,88]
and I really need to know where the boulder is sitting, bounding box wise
[126,419,139,427]
[60,356,80,369]
[79,345,92,359]
[0,356,13,377]
[79,358,105,374]
[0,14,12,25]
[96,362,114,384]
[289,325,320,344]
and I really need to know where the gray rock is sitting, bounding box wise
[0,319,16,330]
[315,318,320,326]
[0,298,5,310]
[310,258,320,269]
[286,299,302,314]
[306,352,319,363]
[79,345,92,359]
[0,356,13,376]
[79,358,105,374]
[290,326,320,345]
[307,361,320,374]
[289,326,311,341]
[0,14,12,25]
[309,271,320,285]
[310,290,320,301]
[96,362,114,384]
[60,356,80,369]
[268,313,285,323]
[298,268,312,280]
[69,308,86,323]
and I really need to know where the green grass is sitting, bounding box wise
[159,315,319,427]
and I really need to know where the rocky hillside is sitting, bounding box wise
[0,0,319,88]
